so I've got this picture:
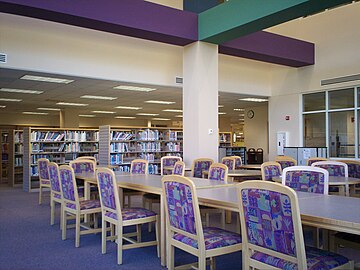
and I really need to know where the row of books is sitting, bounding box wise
[139,153,156,162]
[113,164,159,174]
[14,131,23,143]
[32,143,98,153]
[31,131,99,142]
[66,131,99,142]
[31,131,65,142]
[111,131,133,141]
[137,129,160,141]
[31,154,65,166]
[110,154,123,165]
[164,142,181,152]
[138,142,161,152]
[111,143,129,153]
[15,157,23,166]
[15,144,23,154]
[164,131,182,141]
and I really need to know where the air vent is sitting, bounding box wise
[321,74,360,86]
[0,53,7,64]
[175,77,183,84]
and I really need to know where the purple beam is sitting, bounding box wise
[0,0,198,46]
[220,31,314,67]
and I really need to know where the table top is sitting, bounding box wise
[272,176,360,185]
[238,164,262,170]
[227,169,262,177]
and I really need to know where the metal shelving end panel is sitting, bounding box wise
[99,125,111,166]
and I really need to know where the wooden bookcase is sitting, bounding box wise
[12,130,23,186]
[219,132,232,147]
[0,130,10,185]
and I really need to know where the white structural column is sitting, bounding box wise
[183,41,219,165]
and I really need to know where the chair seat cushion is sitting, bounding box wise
[173,227,241,250]
[41,179,50,185]
[105,207,156,221]
[251,246,349,270]
[66,199,101,210]
[54,193,61,199]
[143,193,160,201]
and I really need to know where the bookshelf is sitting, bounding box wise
[99,125,183,175]
[0,130,10,185]
[12,130,23,186]
[219,132,232,147]
[23,127,99,192]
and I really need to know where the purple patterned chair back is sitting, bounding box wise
[192,158,214,178]
[282,166,329,195]
[97,168,118,212]
[261,162,282,181]
[307,158,327,166]
[277,160,296,170]
[343,161,360,178]
[70,160,95,175]
[38,158,49,180]
[231,156,243,169]
[222,157,235,170]
[208,163,228,182]
[173,161,185,176]
[59,165,78,203]
[131,159,148,175]
[311,161,348,177]
[48,162,61,194]
[161,156,182,175]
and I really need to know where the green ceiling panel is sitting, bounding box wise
[199,0,353,44]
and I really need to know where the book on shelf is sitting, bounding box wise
[111,131,133,141]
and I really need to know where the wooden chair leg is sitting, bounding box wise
[102,218,107,254]
[221,210,225,229]
[75,213,81,248]
[60,203,63,230]
[198,253,206,270]
[167,238,174,270]
[155,218,160,258]
[117,225,123,265]
[50,197,55,225]
[39,185,42,205]
[136,224,142,242]
[210,257,216,270]
[62,211,67,240]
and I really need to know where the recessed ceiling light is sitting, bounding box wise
[162,109,182,113]
[56,102,88,106]
[218,112,227,115]
[239,98,268,102]
[218,105,224,108]
[0,88,43,94]
[0,105,6,108]
[136,113,159,116]
[113,85,156,92]
[91,111,115,114]
[115,106,143,110]
[22,112,48,115]
[79,114,96,117]
[21,75,74,84]
[152,118,171,121]
[234,108,245,111]
[0,98,22,102]
[115,116,136,119]
[81,95,117,100]
[37,107,61,111]
[145,100,175,105]
[175,115,183,118]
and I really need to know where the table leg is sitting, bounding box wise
[160,195,166,266]
[338,186,345,196]
[225,210,232,224]
[350,185,356,197]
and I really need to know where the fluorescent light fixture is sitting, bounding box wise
[152,118,171,121]
[162,109,182,113]
[136,113,159,116]
[0,105,6,108]
[37,107,61,111]
[21,75,74,84]
[0,98,22,102]
[113,85,156,92]
[91,111,115,114]
[81,95,117,100]
[115,106,142,110]
[0,88,43,94]
[79,114,96,117]
[22,112,48,115]
[218,112,227,115]
[239,98,268,102]
[56,102,88,106]
[234,108,245,111]
[218,105,224,108]
[175,115,183,118]
[145,100,175,105]
[115,116,136,119]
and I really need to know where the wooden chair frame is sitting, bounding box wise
[261,161,282,181]
[339,159,360,195]
[126,159,149,207]
[275,155,297,167]
[221,156,236,170]
[172,161,185,176]
[69,159,96,177]
[190,158,214,178]
[160,156,182,176]
[162,175,242,270]
[38,158,51,205]
[76,156,97,162]
[306,157,328,166]
[230,155,243,169]
[48,162,63,227]
[97,167,159,265]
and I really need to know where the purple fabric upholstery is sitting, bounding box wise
[234,157,242,169]
[38,159,49,180]
[284,170,325,194]
[54,193,61,199]
[48,164,61,193]
[252,246,349,270]
[345,163,360,178]
[263,165,281,181]
[307,159,325,166]
[66,199,101,210]
[193,160,212,178]
[105,207,156,221]
[314,164,345,177]
[41,179,50,185]
[222,158,235,170]
[59,168,76,202]
[277,160,295,170]
[162,157,181,175]
[241,188,295,256]
[71,162,95,174]
[173,163,184,176]
[164,181,196,234]
[97,171,116,210]
[131,161,147,174]
[208,167,226,182]
[173,227,241,250]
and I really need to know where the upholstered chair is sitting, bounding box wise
[261,161,282,181]
[221,156,236,170]
[48,162,63,227]
[306,157,328,166]
[275,155,297,170]
[172,161,185,176]
[38,158,51,205]
[161,156,182,175]
[191,158,214,178]
[231,156,243,169]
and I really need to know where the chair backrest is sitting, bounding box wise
[275,156,297,170]
[69,159,96,177]
[306,157,328,166]
[261,161,282,181]
[162,175,204,249]
[221,156,236,170]
[191,158,214,178]
[161,156,182,175]
[208,163,228,183]
[130,159,149,175]
[311,161,348,177]
[59,165,80,207]
[172,161,185,176]
[76,156,97,162]
[96,167,122,221]
[282,166,329,195]
[238,180,307,269]
[340,160,360,178]
[37,158,49,181]
[48,162,62,196]
[231,156,243,169]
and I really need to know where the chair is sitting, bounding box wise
[191,158,214,178]
[96,167,159,265]
[59,165,102,247]
[275,155,297,170]
[231,156,243,169]
[76,156,97,162]
[162,175,242,270]
[307,157,328,166]
[38,158,51,205]
[70,159,97,198]
[48,162,63,227]
[221,156,236,170]
[161,156,182,175]
[339,159,360,195]
[172,161,185,176]
[261,161,282,181]
[237,180,353,270]
[125,159,148,207]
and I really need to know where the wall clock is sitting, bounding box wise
[247,110,254,119]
